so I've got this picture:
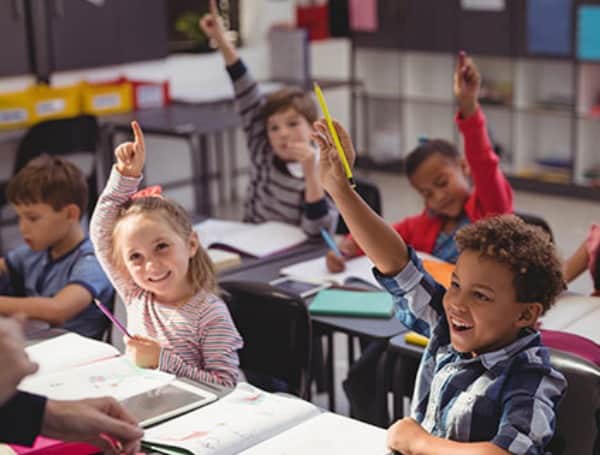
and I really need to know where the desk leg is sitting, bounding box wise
[326,332,336,412]
[214,132,225,205]
[190,133,211,216]
[228,128,238,202]
[347,334,355,367]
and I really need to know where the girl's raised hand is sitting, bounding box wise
[311,119,355,197]
[115,121,145,178]
[453,51,481,118]
[199,0,226,41]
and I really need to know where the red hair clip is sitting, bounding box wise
[131,185,163,200]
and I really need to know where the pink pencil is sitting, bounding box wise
[94,299,131,338]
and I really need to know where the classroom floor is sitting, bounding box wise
[215,170,600,418]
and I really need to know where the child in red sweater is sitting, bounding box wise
[327,52,513,271]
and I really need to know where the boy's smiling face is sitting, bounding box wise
[443,249,542,355]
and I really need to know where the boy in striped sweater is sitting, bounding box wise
[199,0,338,235]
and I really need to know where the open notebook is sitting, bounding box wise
[194,219,308,258]
[20,333,217,427]
[142,383,388,455]
[281,253,454,289]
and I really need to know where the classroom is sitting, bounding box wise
[0,1,599,454]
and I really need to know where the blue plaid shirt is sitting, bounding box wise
[375,248,566,454]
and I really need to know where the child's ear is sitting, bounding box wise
[63,203,81,221]
[188,231,200,257]
[516,302,544,328]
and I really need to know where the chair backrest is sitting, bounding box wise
[13,115,100,215]
[336,177,382,235]
[546,348,600,455]
[514,211,554,242]
[220,280,312,399]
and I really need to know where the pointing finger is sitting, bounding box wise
[131,121,145,150]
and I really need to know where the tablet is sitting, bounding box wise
[270,277,331,298]
[121,380,218,427]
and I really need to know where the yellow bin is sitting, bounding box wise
[29,83,81,123]
[81,80,133,116]
[0,88,32,130]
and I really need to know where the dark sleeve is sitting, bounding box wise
[0,391,47,445]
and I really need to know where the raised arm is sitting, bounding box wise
[563,239,589,283]
[199,0,238,66]
[455,52,512,215]
[90,121,146,302]
[313,119,409,276]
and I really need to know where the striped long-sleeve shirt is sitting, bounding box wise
[226,59,338,236]
[90,168,243,387]
[376,248,566,454]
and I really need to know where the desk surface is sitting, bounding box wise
[219,242,406,340]
[102,102,241,136]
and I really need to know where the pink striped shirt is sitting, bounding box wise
[90,168,243,387]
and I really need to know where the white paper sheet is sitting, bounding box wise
[19,356,174,401]
[240,412,388,455]
[281,255,381,289]
[195,220,308,258]
[25,332,120,375]
[143,383,320,455]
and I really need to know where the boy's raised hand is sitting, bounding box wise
[454,51,481,119]
[199,0,226,43]
[115,121,145,178]
[312,119,356,197]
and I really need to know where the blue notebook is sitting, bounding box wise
[309,289,394,318]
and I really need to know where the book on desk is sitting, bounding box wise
[142,382,387,455]
[194,219,308,259]
[280,253,454,290]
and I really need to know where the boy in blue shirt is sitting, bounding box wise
[313,120,567,454]
[0,155,113,339]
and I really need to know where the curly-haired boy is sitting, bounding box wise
[314,117,566,455]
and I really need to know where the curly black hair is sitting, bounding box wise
[455,215,565,313]
[404,139,460,177]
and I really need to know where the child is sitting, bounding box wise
[327,52,513,271]
[199,0,337,236]
[90,121,243,388]
[563,223,600,295]
[0,155,113,339]
[314,119,566,454]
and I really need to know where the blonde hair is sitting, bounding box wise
[112,196,217,294]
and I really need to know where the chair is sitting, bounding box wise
[336,177,382,235]
[546,348,600,455]
[220,280,312,399]
[14,115,100,212]
[514,211,554,243]
[0,115,100,252]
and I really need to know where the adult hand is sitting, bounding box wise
[115,121,145,178]
[0,315,38,405]
[42,397,143,455]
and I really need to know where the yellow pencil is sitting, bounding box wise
[313,82,355,188]
[404,331,429,348]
